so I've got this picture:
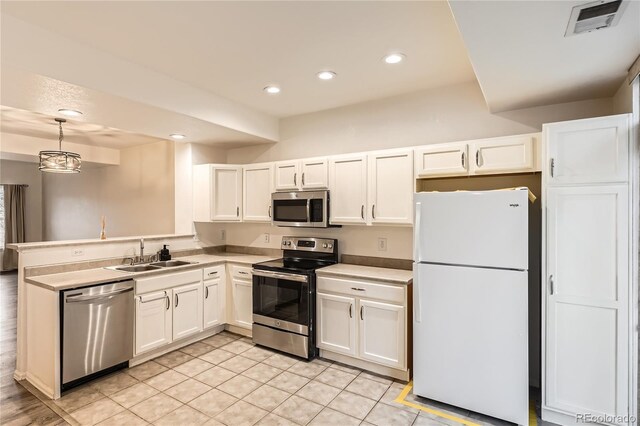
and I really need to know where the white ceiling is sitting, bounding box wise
[449,0,640,112]
[1,1,476,118]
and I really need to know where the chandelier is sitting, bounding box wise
[39,118,81,173]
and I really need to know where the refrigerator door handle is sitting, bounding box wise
[549,274,554,295]
[414,201,421,261]
[414,266,422,323]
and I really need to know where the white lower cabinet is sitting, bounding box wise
[317,292,357,356]
[317,276,407,371]
[172,282,203,340]
[203,266,226,329]
[135,291,171,355]
[229,266,253,329]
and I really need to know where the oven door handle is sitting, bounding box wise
[251,269,309,283]
[306,199,311,223]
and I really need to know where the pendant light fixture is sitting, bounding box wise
[39,118,81,173]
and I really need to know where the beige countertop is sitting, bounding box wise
[25,253,278,291]
[316,263,413,284]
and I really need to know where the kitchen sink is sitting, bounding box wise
[113,265,162,272]
[149,260,195,268]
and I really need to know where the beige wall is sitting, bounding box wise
[0,160,43,242]
[613,79,634,114]
[43,140,175,241]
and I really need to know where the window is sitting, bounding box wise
[0,186,4,249]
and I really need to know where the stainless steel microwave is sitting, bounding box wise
[271,190,333,228]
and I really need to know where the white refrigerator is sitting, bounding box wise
[413,188,529,426]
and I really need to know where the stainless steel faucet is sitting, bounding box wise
[139,237,144,263]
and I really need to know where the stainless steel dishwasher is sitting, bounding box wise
[61,280,134,391]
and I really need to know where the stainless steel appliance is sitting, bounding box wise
[61,280,134,391]
[271,190,335,228]
[252,236,338,359]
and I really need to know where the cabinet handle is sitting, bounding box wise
[268,205,272,218]
[461,152,465,168]
[205,287,209,299]
[208,271,218,276]
[350,287,365,291]
[236,206,239,217]
[349,304,353,318]
[360,306,364,320]
[371,204,376,220]
[550,158,555,177]
[549,275,554,295]
[475,151,480,167]
[361,205,365,220]
[165,293,170,310]
[294,173,297,186]
[175,294,179,308]
[302,172,305,186]
[239,271,249,275]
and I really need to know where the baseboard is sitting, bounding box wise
[13,369,26,381]
[225,324,252,337]
[25,371,55,400]
[320,350,410,381]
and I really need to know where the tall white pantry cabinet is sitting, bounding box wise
[542,114,637,426]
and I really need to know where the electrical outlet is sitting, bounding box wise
[72,249,84,257]
[193,234,200,242]
[377,238,387,251]
[264,233,270,243]
[221,229,226,241]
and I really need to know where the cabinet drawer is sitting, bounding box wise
[203,265,225,280]
[135,269,201,294]
[317,276,405,304]
[230,265,252,280]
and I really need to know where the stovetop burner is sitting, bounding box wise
[253,236,339,274]
[253,257,335,274]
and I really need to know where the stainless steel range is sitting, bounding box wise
[251,236,338,359]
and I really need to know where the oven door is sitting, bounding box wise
[271,191,328,227]
[252,269,310,335]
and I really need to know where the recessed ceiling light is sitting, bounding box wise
[58,108,83,117]
[170,133,186,140]
[264,85,281,94]
[317,71,337,80]
[383,53,406,64]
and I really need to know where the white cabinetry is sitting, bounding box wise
[228,265,253,329]
[243,163,274,222]
[329,155,368,224]
[172,282,203,340]
[414,143,468,177]
[193,164,242,222]
[135,291,171,355]
[274,160,300,191]
[317,275,408,372]
[203,266,226,329]
[368,150,414,225]
[542,114,634,426]
[275,158,328,191]
[300,158,329,189]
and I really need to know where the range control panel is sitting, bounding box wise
[281,236,337,253]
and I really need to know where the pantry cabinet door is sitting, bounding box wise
[470,135,535,175]
[135,291,171,355]
[369,150,414,225]
[414,143,468,178]
[275,160,300,191]
[317,292,357,356]
[301,158,328,189]
[359,299,405,369]
[172,282,203,341]
[329,155,368,224]
[212,166,243,221]
[545,115,629,185]
[243,164,274,222]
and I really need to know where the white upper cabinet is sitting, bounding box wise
[329,154,368,224]
[243,163,274,222]
[368,150,414,225]
[469,134,535,175]
[274,160,300,191]
[301,158,329,189]
[414,143,468,178]
[544,115,629,185]
[193,164,242,222]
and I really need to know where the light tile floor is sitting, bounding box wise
[47,331,551,426]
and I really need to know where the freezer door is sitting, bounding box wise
[413,263,528,425]
[414,189,528,270]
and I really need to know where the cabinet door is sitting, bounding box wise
[328,155,368,224]
[135,291,171,355]
[470,135,534,175]
[172,282,203,340]
[232,278,253,329]
[243,164,274,222]
[369,150,414,225]
[275,161,300,191]
[212,166,242,221]
[545,115,629,185]
[204,272,225,329]
[545,185,629,418]
[359,299,405,369]
[414,143,468,178]
[316,292,357,356]
[301,158,328,189]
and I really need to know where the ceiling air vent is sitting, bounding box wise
[565,0,627,36]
